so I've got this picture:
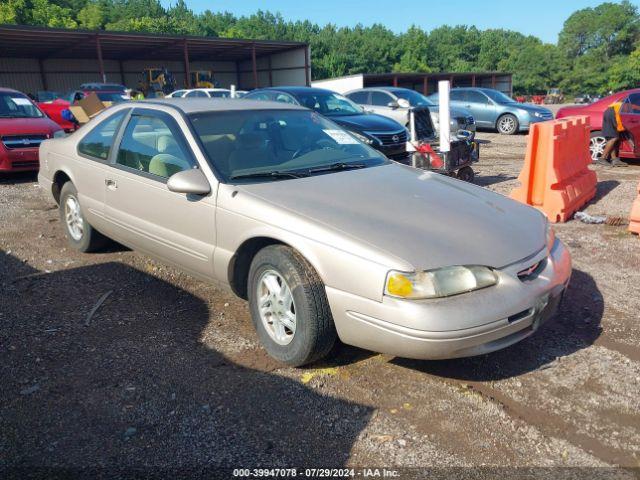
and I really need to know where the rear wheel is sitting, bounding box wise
[496,114,519,135]
[59,182,109,252]
[248,245,336,367]
[589,131,607,162]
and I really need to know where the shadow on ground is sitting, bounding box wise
[392,268,603,382]
[0,252,372,475]
[475,174,517,187]
[0,171,38,185]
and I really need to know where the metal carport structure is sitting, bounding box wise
[0,25,311,93]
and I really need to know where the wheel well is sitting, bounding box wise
[228,237,285,299]
[52,171,71,205]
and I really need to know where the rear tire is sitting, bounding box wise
[589,131,606,162]
[59,182,109,253]
[496,114,519,135]
[248,245,336,367]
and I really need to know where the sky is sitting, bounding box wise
[163,0,639,44]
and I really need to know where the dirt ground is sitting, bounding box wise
[1,131,639,479]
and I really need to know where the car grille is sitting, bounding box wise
[11,160,39,169]
[2,135,47,150]
[456,115,475,126]
[366,129,407,146]
[538,112,554,120]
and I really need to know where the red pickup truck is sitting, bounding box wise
[0,88,63,173]
[557,89,640,162]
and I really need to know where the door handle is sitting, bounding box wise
[105,179,117,189]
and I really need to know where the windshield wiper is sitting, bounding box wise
[230,170,309,181]
[308,162,367,174]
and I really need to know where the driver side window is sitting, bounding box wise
[466,91,488,104]
[115,114,197,179]
[371,92,393,106]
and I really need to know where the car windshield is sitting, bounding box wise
[190,109,387,182]
[295,92,363,117]
[483,90,516,104]
[96,92,127,102]
[0,92,43,118]
[393,90,434,106]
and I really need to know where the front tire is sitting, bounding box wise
[248,245,337,367]
[59,182,108,252]
[589,131,606,162]
[496,114,519,135]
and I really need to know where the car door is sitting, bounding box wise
[620,93,640,157]
[73,108,130,235]
[368,91,407,124]
[463,90,495,127]
[103,107,217,279]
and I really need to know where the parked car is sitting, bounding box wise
[244,87,410,162]
[574,93,596,105]
[181,88,232,99]
[0,88,64,172]
[38,98,571,366]
[166,90,188,98]
[345,87,476,138]
[557,88,640,162]
[80,83,127,93]
[428,88,554,135]
[38,89,129,131]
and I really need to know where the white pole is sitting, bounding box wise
[438,80,451,153]
[230,84,237,99]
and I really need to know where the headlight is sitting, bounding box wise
[533,111,544,118]
[349,130,375,145]
[52,130,66,138]
[385,266,498,300]
[546,221,555,251]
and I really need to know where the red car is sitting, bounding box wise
[38,89,128,131]
[557,89,640,162]
[0,88,63,173]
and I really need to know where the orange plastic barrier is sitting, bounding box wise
[629,181,640,235]
[510,116,597,223]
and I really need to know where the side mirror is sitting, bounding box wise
[387,101,400,109]
[166,168,211,195]
[397,98,411,108]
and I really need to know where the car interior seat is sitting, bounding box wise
[148,153,192,178]
[227,132,277,173]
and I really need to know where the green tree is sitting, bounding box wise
[77,1,105,29]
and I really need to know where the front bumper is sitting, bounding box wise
[326,239,571,360]
[0,148,40,172]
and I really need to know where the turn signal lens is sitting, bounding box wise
[386,272,414,297]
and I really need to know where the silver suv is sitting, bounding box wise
[346,87,476,139]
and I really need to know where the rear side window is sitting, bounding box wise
[449,90,466,101]
[371,91,393,106]
[77,109,128,160]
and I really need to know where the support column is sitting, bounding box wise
[267,55,273,87]
[119,60,125,86]
[491,74,496,89]
[393,75,398,87]
[449,75,454,88]
[304,46,310,86]
[422,76,428,95]
[252,44,258,89]
[38,58,48,91]
[183,40,191,88]
[472,74,476,87]
[96,35,106,83]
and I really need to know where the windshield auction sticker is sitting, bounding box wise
[323,129,359,144]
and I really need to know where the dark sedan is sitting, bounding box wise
[243,87,410,162]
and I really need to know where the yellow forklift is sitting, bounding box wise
[189,70,215,88]
[138,67,176,97]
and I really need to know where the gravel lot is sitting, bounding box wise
[1,131,639,479]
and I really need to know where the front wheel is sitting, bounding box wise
[589,131,607,162]
[496,114,519,135]
[248,245,337,367]
[59,182,109,252]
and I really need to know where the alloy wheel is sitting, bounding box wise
[256,270,296,345]
[498,115,516,134]
[590,135,606,161]
[64,195,84,241]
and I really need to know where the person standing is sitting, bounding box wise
[598,100,629,167]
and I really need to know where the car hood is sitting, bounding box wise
[330,113,405,132]
[0,116,60,135]
[235,163,546,271]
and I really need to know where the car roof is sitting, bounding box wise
[0,87,24,94]
[257,86,334,95]
[142,98,306,113]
